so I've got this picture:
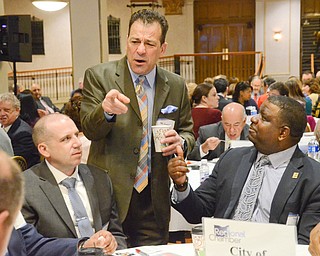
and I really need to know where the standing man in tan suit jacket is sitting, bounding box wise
[80,9,194,247]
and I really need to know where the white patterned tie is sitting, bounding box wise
[60,177,94,237]
[233,155,271,221]
[134,76,149,193]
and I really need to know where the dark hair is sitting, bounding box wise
[214,78,229,93]
[19,94,40,127]
[268,82,289,96]
[263,76,276,87]
[302,70,314,78]
[64,95,83,131]
[71,88,83,98]
[232,81,252,102]
[191,83,213,105]
[267,96,307,140]
[128,9,169,45]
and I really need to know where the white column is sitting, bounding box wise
[69,0,102,89]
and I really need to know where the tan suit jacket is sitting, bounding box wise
[80,57,194,232]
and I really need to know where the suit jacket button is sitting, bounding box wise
[133,148,139,154]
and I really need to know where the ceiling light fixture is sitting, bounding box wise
[32,0,68,12]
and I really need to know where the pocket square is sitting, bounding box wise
[161,105,178,114]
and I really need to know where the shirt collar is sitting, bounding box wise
[2,124,12,133]
[256,145,297,169]
[127,60,156,89]
[45,159,79,184]
[225,134,241,141]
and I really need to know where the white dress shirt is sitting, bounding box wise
[46,160,94,237]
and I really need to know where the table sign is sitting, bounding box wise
[203,217,297,256]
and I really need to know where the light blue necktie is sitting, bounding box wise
[61,177,94,237]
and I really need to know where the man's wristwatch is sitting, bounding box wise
[174,176,189,192]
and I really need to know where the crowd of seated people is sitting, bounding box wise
[188,71,320,143]
[1,77,320,255]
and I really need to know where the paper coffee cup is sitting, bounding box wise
[152,125,171,152]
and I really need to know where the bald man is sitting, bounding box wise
[31,84,60,114]
[188,102,249,161]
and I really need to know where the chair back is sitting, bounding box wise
[12,156,28,171]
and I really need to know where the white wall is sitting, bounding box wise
[106,0,194,61]
[0,0,302,93]
[3,0,72,70]
[256,0,300,81]
[69,0,101,88]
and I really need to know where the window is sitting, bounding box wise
[108,15,121,54]
[31,18,45,55]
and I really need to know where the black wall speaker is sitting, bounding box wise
[0,15,32,62]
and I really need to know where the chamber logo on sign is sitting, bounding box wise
[208,225,246,243]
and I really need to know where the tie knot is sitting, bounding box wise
[255,155,271,169]
[135,76,145,95]
[61,177,76,189]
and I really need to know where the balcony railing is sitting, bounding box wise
[158,51,264,84]
[8,67,73,103]
[7,51,264,102]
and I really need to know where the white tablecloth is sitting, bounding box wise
[169,160,215,231]
[114,243,310,256]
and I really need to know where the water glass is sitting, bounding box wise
[191,224,205,256]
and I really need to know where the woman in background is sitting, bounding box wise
[232,81,258,115]
[191,83,221,139]
[285,77,312,115]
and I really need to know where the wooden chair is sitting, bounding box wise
[12,156,28,171]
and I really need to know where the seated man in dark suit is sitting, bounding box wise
[31,83,60,114]
[169,96,320,244]
[0,93,40,168]
[21,113,126,249]
[0,149,120,256]
[188,102,249,160]
[8,212,118,256]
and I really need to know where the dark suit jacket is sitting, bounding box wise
[173,146,320,244]
[217,95,232,111]
[7,117,40,168]
[188,121,249,160]
[6,224,78,256]
[80,56,194,234]
[21,162,126,249]
[35,96,60,112]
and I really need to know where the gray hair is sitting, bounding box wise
[0,93,21,109]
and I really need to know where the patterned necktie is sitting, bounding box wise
[134,76,149,193]
[60,177,94,237]
[233,155,271,221]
